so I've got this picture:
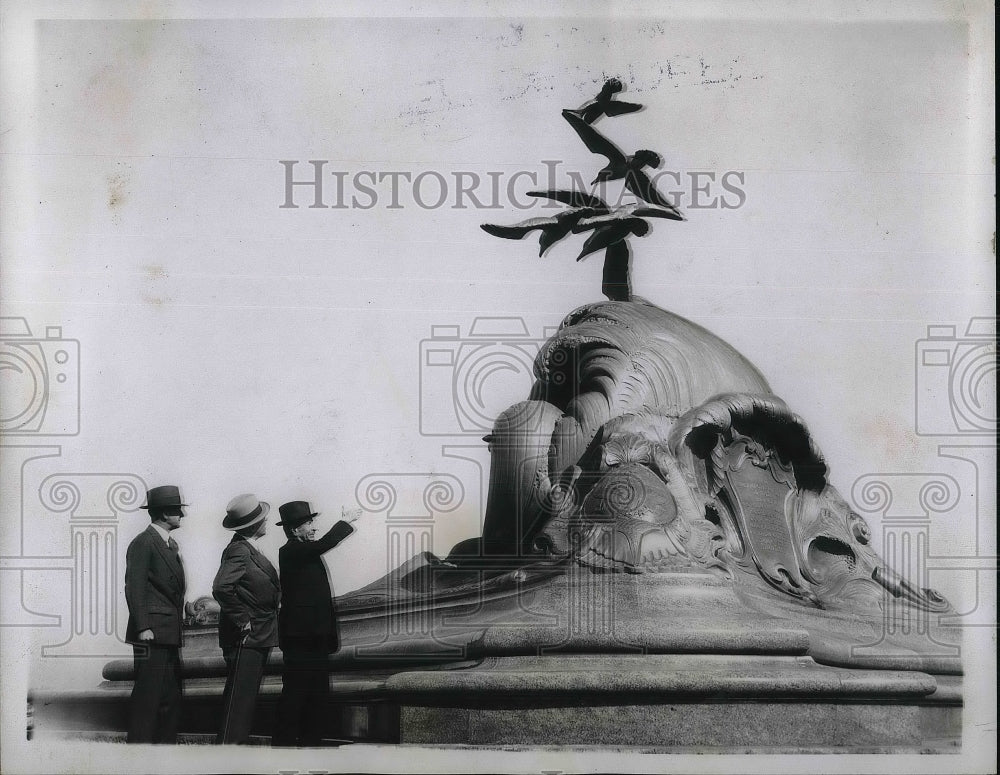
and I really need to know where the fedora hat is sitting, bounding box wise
[222,493,270,531]
[276,500,319,528]
[141,485,187,511]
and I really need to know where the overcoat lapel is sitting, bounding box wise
[246,542,279,588]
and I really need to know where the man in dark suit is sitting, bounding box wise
[272,500,358,747]
[212,493,280,744]
[124,485,187,744]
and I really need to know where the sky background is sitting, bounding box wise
[0,4,995,765]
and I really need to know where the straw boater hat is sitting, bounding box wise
[222,494,270,531]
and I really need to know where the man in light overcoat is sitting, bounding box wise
[212,493,280,744]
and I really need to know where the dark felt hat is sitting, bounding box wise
[222,493,270,531]
[276,500,319,528]
[141,485,187,511]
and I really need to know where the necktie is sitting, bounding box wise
[168,537,178,553]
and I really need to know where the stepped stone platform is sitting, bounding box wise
[33,570,962,749]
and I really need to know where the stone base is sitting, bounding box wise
[31,571,963,750]
[30,677,398,744]
[388,653,960,748]
[32,652,960,751]
[400,703,959,749]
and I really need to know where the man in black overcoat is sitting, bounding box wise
[212,493,280,744]
[272,500,358,747]
[124,485,187,744]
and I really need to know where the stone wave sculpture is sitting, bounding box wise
[346,297,953,628]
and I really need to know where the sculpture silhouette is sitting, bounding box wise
[590,237,632,301]
[480,208,597,256]
[526,189,609,210]
[480,78,685,301]
[562,109,675,209]
[565,77,643,124]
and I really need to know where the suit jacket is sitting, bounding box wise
[125,525,186,646]
[212,534,280,649]
[278,521,354,653]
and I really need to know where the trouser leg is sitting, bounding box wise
[217,647,269,744]
[298,654,330,747]
[273,651,307,747]
[128,644,179,744]
[273,650,331,747]
[127,645,159,743]
[156,646,182,744]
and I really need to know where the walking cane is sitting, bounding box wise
[219,624,250,744]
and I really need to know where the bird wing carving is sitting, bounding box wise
[574,218,644,262]
[570,78,644,124]
[629,203,684,221]
[601,100,643,118]
[480,218,558,239]
[562,109,626,164]
[573,213,646,236]
[528,189,610,210]
[623,169,674,209]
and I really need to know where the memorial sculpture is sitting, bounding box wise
[38,78,960,749]
[440,79,953,625]
[332,79,963,746]
[348,300,957,665]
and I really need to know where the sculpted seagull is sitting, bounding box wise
[481,189,619,255]
[480,81,686,303]
[573,214,651,262]
[562,109,676,210]
[480,206,597,256]
[566,78,643,124]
